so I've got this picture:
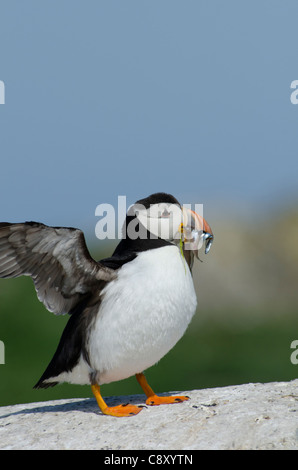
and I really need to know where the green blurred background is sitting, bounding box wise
[1,208,297,406]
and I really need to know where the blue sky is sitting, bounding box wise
[0,1,298,240]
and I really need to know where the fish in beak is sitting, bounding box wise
[181,208,214,258]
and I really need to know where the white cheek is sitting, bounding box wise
[137,205,184,240]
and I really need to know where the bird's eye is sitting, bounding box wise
[160,209,171,218]
[145,204,171,219]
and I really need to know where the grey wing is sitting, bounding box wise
[0,221,115,315]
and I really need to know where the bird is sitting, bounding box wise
[0,192,213,417]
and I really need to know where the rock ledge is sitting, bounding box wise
[1,380,298,450]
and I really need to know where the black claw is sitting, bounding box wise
[175,398,183,402]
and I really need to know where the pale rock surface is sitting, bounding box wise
[0,380,298,450]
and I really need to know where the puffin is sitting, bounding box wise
[0,192,213,417]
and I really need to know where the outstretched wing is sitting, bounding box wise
[0,222,115,315]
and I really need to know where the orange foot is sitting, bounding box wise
[146,394,190,406]
[135,372,190,407]
[101,403,144,417]
[91,384,144,417]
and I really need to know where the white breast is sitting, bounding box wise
[88,245,197,385]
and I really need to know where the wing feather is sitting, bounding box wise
[0,222,115,315]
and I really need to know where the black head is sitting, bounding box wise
[109,192,213,266]
[134,192,180,210]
